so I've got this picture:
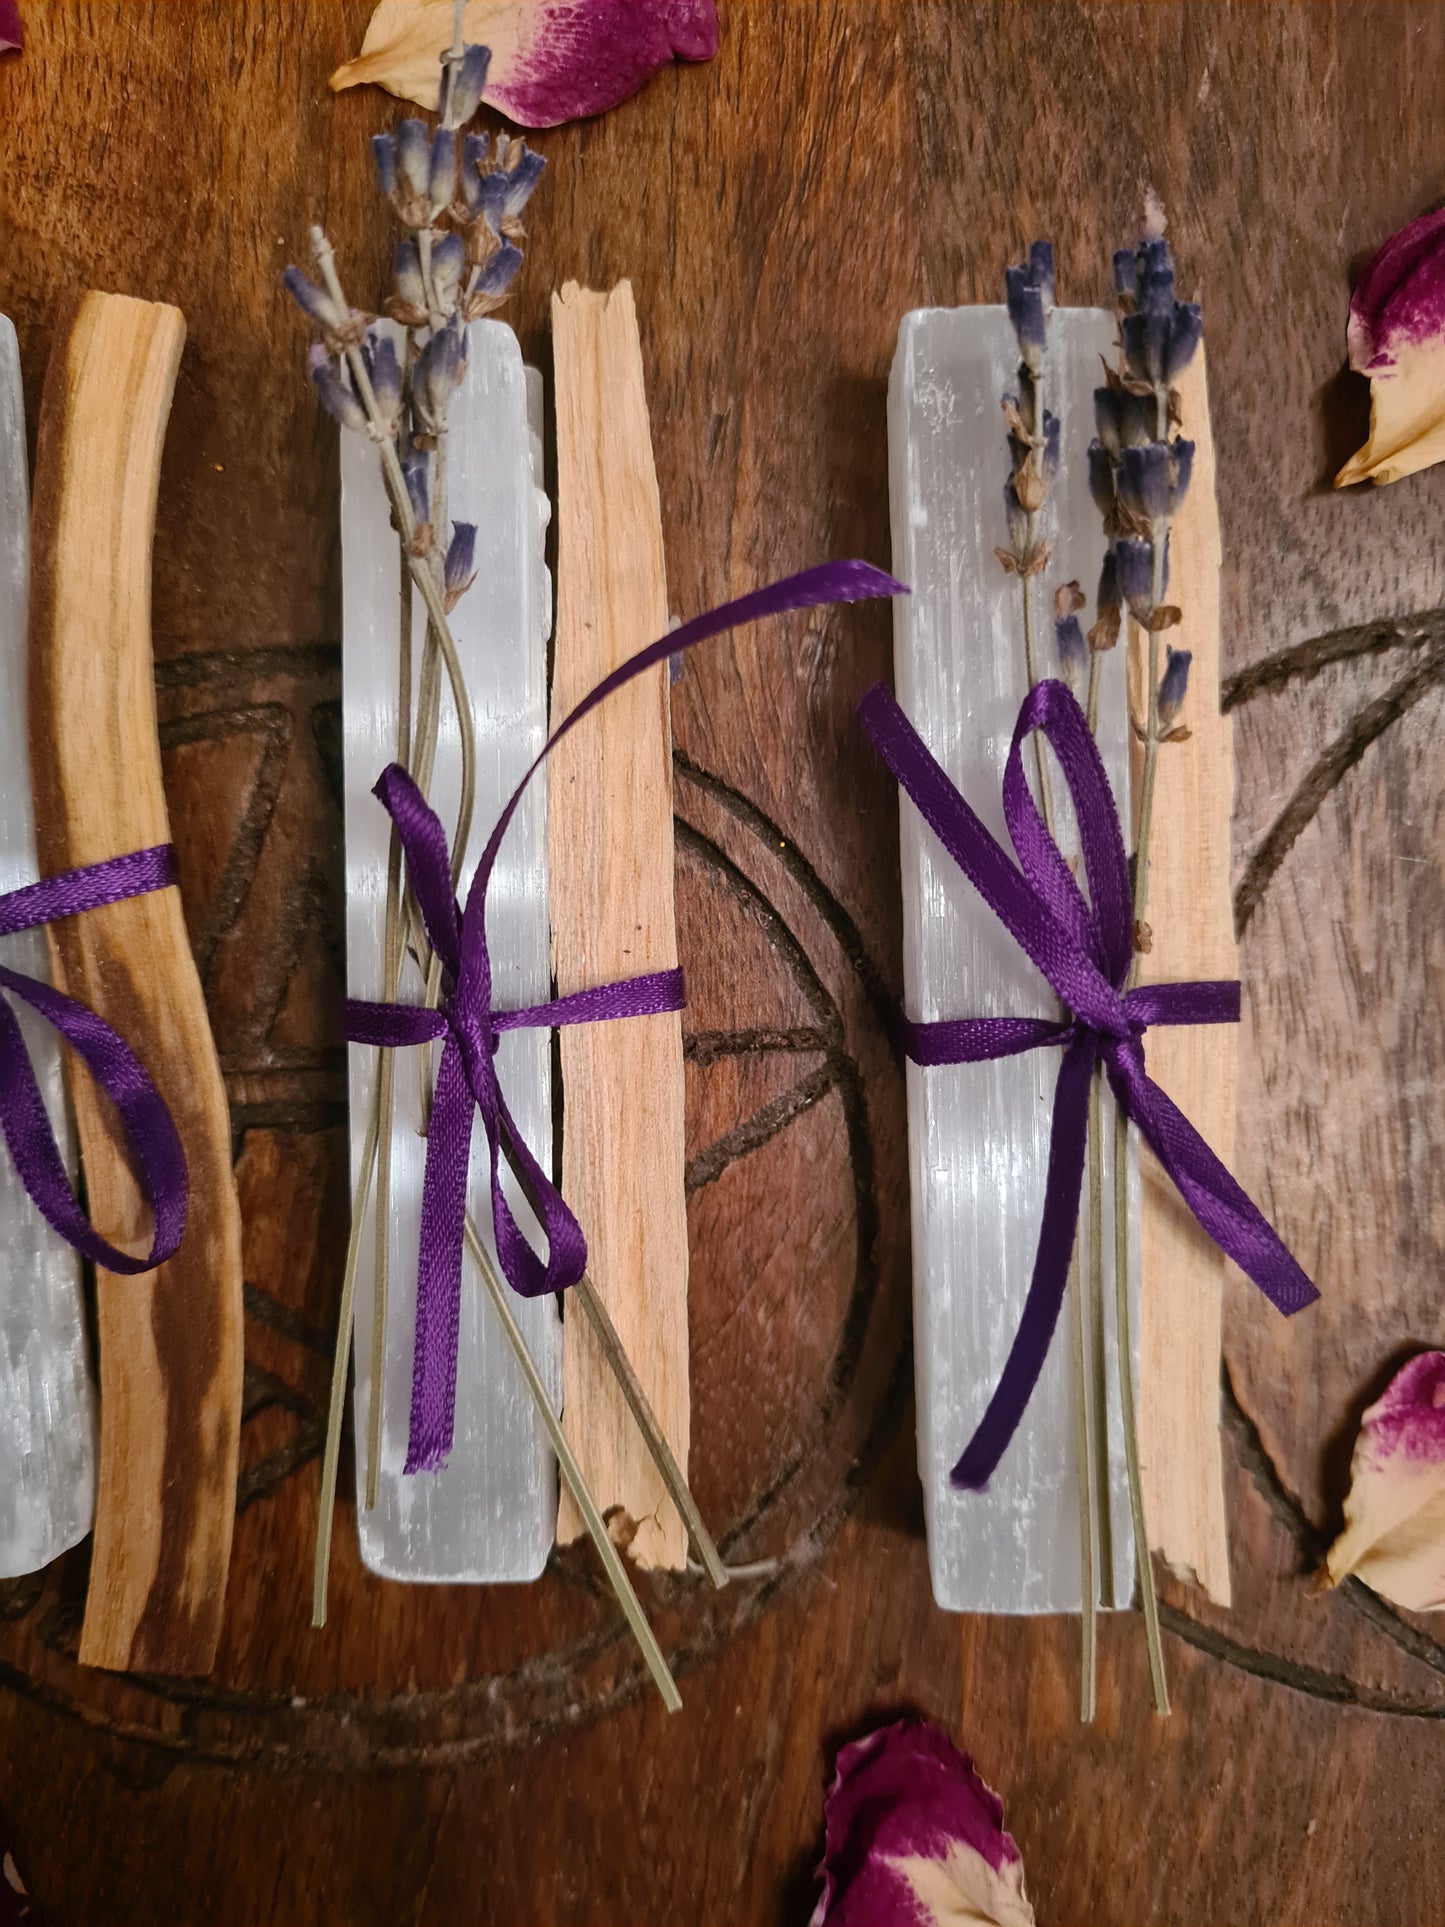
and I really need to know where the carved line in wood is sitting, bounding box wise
[157,701,292,983]
[1219,1364,1445,1682]
[1233,636,1445,935]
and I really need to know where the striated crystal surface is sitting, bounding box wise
[342,321,559,1581]
[888,306,1140,1612]
[0,315,96,1578]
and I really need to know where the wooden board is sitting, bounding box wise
[0,5,1442,1923]
[26,293,244,1674]
[549,280,689,1570]
[1130,350,1235,1606]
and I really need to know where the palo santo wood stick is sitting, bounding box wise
[1131,350,1233,1607]
[549,280,689,1570]
[28,292,244,1673]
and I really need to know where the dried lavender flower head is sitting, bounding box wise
[363,37,545,325]
[1005,241,1053,374]
[1116,438,1193,524]
[1087,549,1122,654]
[1156,645,1192,725]
[1114,235,1202,387]
[1077,222,1204,666]
[1054,581,1089,680]
[1114,533,1166,621]
[443,42,491,126]
[284,32,546,597]
[282,266,370,350]
[306,340,367,434]
[413,317,470,433]
[996,241,1060,575]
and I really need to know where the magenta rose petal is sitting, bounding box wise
[1326,1350,1445,1611]
[0,1,21,56]
[811,1718,1035,1927]
[1335,206,1445,486]
[331,0,719,128]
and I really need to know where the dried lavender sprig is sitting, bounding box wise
[301,224,481,1515]
[500,1138,728,1589]
[1102,224,1203,1718]
[290,256,469,1494]
[305,230,478,852]
[1003,243,1098,1720]
[1061,572,1120,1629]
[462,1213,682,1712]
[312,1099,379,1625]
[998,244,1061,835]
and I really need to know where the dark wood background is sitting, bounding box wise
[2,4,1443,1922]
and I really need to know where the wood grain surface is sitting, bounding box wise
[0,4,1442,1923]
[549,281,689,1570]
[26,292,244,1676]
[1132,350,1234,1608]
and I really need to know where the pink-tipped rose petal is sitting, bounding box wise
[811,1718,1034,1927]
[0,1,21,56]
[1335,207,1445,487]
[331,0,718,128]
[1326,1351,1445,1611]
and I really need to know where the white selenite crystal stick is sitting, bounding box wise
[0,315,96,1578]
[342,321,559,1581]
[889,306,1140,1613]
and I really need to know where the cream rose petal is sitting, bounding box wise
[330,0,718,128]
[1325,1350,1445,1612]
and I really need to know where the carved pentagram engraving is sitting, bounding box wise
[0,611,1442,1765]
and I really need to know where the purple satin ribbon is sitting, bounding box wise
[858,675,1318,1492]
[348,559,905,1474]
[0,845,188,1274]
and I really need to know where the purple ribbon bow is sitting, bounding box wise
[858,674,1318,1492]
[0,845,188,1273]
[348,559,904,1474]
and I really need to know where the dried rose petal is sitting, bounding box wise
[811,1718,1034,1927]
[331,0,718,129]
[0,1,20,56]
[0,1837,31,1926]
[1326,1351,1445,1611]
[1335,207,1445,487]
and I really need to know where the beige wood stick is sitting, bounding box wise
[27,292,244,1672]
[549,280,688,1569]
[1130,349,1233,1607]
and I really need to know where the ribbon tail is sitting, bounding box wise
[488,1077,587,1299]
[406,1038,473,1473]
[951,1034,1095,1491]
[1112,1054,1319,1317]
[0,966,187,1273]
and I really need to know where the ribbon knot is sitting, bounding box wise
[859,674,1317,1493]
[346,762,685,1474]
[0,845,187,1274]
